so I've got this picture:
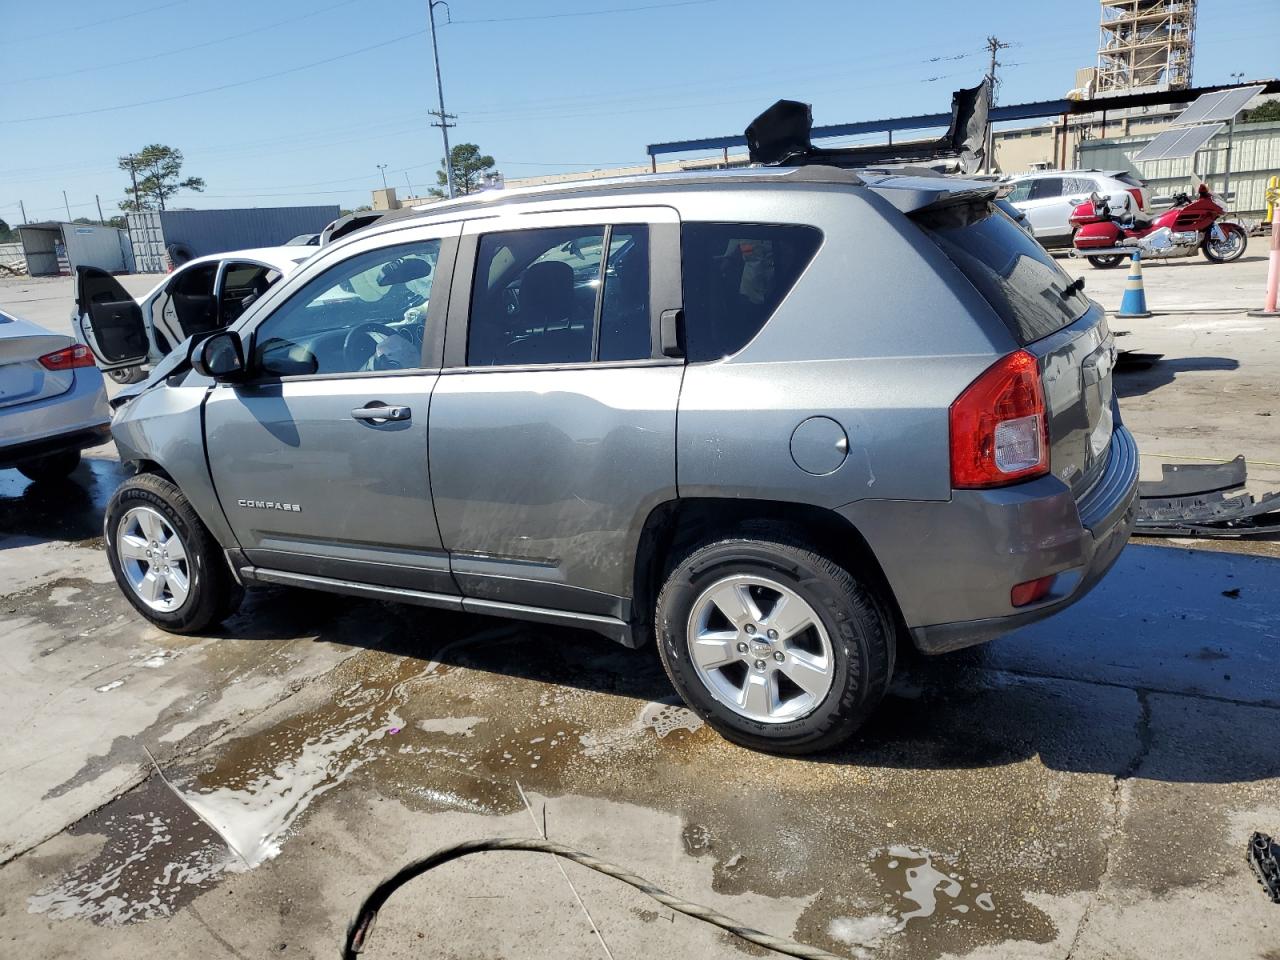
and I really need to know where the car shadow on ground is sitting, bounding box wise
[220,568,1278,787]
[1115,355,1240,397]
[0,453,125,547]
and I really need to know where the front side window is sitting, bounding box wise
[680,222,822,362]
[251,240,440,377]
[1006,180,1033,204]
[467,224,651,366]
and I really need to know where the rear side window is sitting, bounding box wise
[468,224,651,367]
[681,223,821,362]
[917,201,1091,344]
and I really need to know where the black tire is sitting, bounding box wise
[166,243,194,267]
[17,449,81,482]
[1088,254,1125,269]
[104,472,243,634]
[107,365,147,385]
[1201,223,1247,263]
[654,532,895,755]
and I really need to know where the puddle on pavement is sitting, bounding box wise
[28,775,231,924]
[27,610,1125,954]
[178,651,450,868]
[0,455,125,544]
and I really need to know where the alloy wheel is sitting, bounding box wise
[685,574,835,723]
[116,506,190,612]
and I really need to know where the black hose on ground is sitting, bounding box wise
[344,836,843,960]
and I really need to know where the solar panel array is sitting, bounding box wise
[1172,85,1267,126]
[1133,123,1227,162]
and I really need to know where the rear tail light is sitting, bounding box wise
[1011,575,1055,607]
[949,350,1049,488]
[1127,188,1144,211]
[38,344,96,370]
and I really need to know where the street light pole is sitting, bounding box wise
[377,163,389,190]
[428,0,456,199]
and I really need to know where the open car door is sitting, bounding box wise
[75,266,146,371]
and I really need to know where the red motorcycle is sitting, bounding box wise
[1069,183,1248,269]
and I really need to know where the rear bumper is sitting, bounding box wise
[839,425,1140,654]
[0,423,111,467]
[0,368,111,467]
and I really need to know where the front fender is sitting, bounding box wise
[111,373,237,548]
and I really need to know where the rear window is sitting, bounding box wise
[681,222,822,362]
[917,201,1091,344]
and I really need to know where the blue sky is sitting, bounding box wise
[2,0,1277,222]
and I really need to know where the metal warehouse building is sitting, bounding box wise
[1080,119,1280,217]
[14,221,133,277]
[127,205,339,273]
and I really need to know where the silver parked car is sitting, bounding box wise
[1005,169,1151,248]
[94,167,1138,753]
[0,310,110,482]
[74,246,312,385]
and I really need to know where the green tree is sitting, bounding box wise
[0,218,14,242]
[1242,100,1280,123]
[118,144,205,212]
[430,144,499,197]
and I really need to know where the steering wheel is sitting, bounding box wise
[343,321,400,370]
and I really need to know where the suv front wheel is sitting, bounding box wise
[655,534,895,754]
[104,473,243,633]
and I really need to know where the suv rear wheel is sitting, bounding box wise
[655,533,895,754]
[104,473,243,633]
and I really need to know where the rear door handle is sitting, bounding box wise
[351,404,411,422]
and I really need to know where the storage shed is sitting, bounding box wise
[127,206,340,273]
[15,222,134,277]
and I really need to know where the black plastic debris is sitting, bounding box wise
[1247,832,1280,903]
[1135,456,1280,537]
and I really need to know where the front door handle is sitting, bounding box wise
[351,404,411,422]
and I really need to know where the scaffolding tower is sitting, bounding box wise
[1096,0,1197,94]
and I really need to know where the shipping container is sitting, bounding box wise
[126,206,340,273]
[15,222,133,277]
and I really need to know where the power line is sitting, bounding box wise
[2,0,192,44]
[7,0,362,85]
[448,0,721,25]
[0,30,426,124]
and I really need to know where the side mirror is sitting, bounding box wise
[191,331,245,380]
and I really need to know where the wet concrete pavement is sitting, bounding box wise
[1,447,1278,960]
[2,260,1278,957]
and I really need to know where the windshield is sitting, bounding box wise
[916,200,1091,344]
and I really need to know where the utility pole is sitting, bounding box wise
[377,163,389,190]
[427,0,456,198]
[18,200,27,224]
[95,194,105,224]
[984,35,1012,174]
[404,171,415,199]
[125,154,142,213]
[62,190,71,221]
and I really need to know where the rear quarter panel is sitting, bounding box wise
[673,186,1014,507]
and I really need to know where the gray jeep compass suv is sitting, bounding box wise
[94,166,1137,753]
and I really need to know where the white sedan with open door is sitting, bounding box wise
[74,247,313,384]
